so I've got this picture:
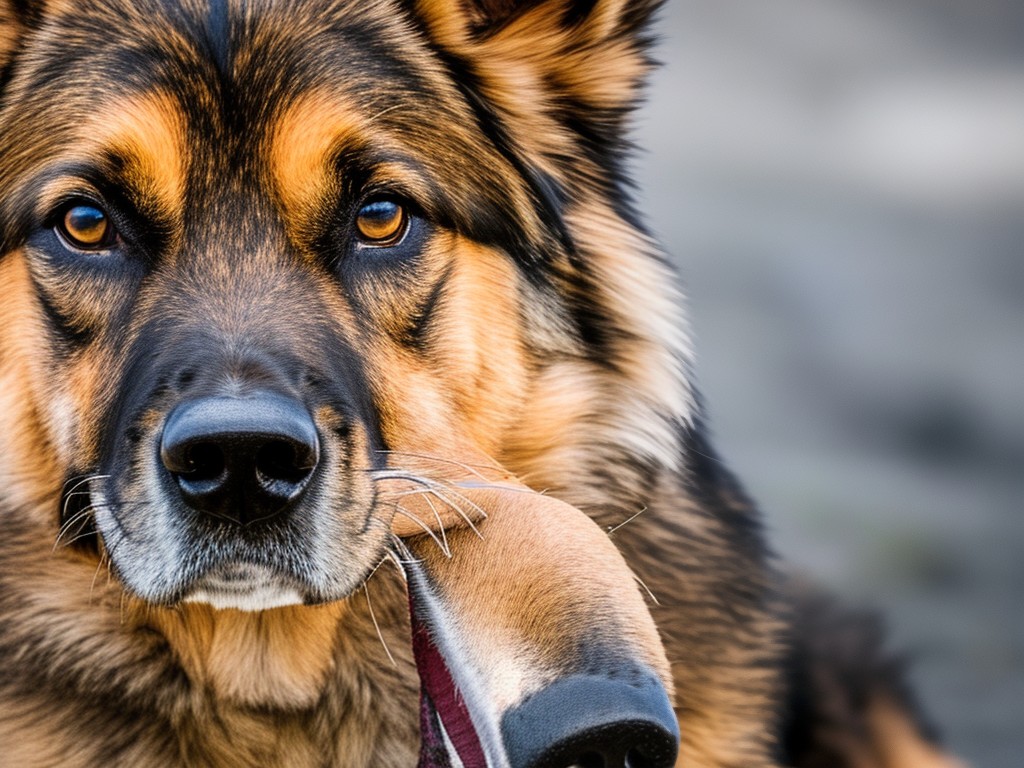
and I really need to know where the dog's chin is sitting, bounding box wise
[181,563,305,612]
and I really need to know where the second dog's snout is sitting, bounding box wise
[160,393,319,525]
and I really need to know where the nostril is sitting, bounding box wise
[625,750,655,768]
[523,738,662,768]
[185,442,225,481]
[564,748,657,768]
[254,439,312,485]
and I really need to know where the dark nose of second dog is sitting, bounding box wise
[160,393,319,525]
[502,675,679,768]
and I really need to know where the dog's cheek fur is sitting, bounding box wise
[0,86,187,510]
[0,253,63,509]
[0,250,122,512]
[407,0,696,481]
[364,237,532,460]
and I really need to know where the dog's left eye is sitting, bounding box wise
[354,199,408,246]
[55,203,117,251]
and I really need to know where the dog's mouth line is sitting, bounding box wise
[181,563,306,611]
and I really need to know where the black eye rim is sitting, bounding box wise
[353,196,410,248]
[52,199,119,252]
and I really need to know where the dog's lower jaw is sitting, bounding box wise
[121,568,423,766]
[140,598,353,710]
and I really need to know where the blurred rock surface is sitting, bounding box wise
[635,2,1024,765]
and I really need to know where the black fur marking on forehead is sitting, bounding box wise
[205,0,232,78]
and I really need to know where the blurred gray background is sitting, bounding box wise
[634,1,1024,766]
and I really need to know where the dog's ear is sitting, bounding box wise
[412,0,663,150]
[451,0,659,41]
[0,0,36,78]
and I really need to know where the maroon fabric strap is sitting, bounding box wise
[418,686,453,768]
[410,592,488,768]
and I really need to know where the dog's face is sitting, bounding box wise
[1,0,541,607]
[0,0,688,610]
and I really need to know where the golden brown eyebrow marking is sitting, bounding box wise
[269,91,364,228]
[76,90,186,224]
[268,91,442,238]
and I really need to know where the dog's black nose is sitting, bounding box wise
[501,675,679,768]
[160,393,319,525]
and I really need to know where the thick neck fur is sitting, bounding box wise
[0,510,420,766]
[142,602,350,710]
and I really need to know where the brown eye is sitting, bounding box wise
[354,199,407,245]
[58,204,115,250]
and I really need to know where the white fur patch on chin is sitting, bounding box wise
[183,563,304,612]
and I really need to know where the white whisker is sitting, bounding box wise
[424,484,489,523]
[372,470,488,538]
[396,487,484,539]
[364,578,397,667]
[374,450,501,481]
[59,474,107,532]
[362,103,402,126]
[607,506,648,535]
[420,493,451,558]
[632,573,660,606]
[386,538,417,575]
[61,474,110,497]
[54,507,96,550]
[389,505,451,558]
[452,480,542,496]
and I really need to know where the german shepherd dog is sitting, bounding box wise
[0,0,963,766]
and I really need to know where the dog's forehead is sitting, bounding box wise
[68,5,435,120]
[3,0,451,167]
[0,0,550,264]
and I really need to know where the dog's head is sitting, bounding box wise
[2,0,556,607]
[0,0,688,764]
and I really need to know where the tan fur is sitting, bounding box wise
[0,0,22,67]
[143,601,350,709]
[407,486,674,708]
[269,91,365,228]
[864,697,968,768]
[0,255,61,510]
[61,92,186,228]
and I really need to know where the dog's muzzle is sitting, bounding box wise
[399,493,680,768]
[410,592,679,768]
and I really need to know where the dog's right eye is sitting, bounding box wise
[55,203,117,251]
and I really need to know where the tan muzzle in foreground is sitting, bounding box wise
[393,482,679,768]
